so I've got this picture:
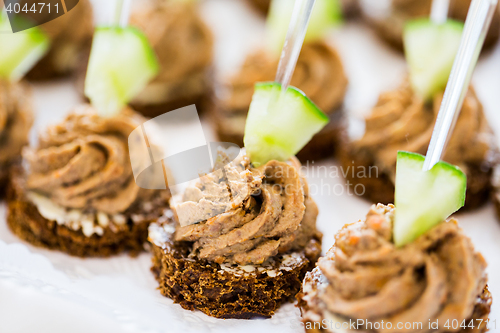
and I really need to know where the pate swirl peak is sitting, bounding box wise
[308,204,487,333]
[24,106,148,214]
[354,82,497,175]
[0,80,33,166]
[174,158,321,266]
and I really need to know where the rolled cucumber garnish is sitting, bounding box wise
[404,18,464,101]
[266,0,342,54]
[0,14,49,81]
[394,151,466,247]
[84,27,159,117]
[244,82,329,166]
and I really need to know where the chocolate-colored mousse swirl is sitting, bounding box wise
[354,82,497,180]
[27,0,93,79]
[129,0,213,108]
[301,204,489,333]
[0,80,33,170]
[174,157,322,266]
[24,106,150,214]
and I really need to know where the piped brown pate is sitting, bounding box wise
[214,41,347,161]
[340,82,498,209]
[7,105,170,256]
[298,204,491,333]
[149,155,322,318]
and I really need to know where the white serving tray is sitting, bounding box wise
[2,1,500,332]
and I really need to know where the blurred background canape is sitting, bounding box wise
[24,0,94,80]
[359,0,500,52]
[212,0,348,162]
[128,0,214,117]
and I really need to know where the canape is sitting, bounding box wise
[340,18,498,210]
[213,0,347,162]
[150,153,322,318]
[26,0,94,80]
[214,42,347,161]
[127,0,214,117]
[298,204,491,333]
[7,0,170,256]
[299,152,491,333]
[149,82,329,318]
[340,82,498,210]
[7,106,170,257]
[360,0,500,51]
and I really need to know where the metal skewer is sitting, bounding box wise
[274,0,316,94]
[422,0,498,171]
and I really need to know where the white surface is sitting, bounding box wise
[2,1,500,332]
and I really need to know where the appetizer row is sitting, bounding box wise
[2,0,499,208]
[248,0,500,51]
[0,0,495,332]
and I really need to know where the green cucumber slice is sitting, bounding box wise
[0,14,49,81]
[85,27,159,117]
[243,82,329,166]
[394,151,466,247]
[266,0,342,54]
[404,18,463,101]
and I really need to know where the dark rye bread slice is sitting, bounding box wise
[26,39,92,81]
[26,53,84,81]
[213,107,344,162]
[494,194,500,222]
[1,158,22,198]
[297,268,493,333]
[337,131,493,211]
[130,87,215,119]
[491,181,500,222]
[6,164,169,257]
[149,222,322,319]
[0,164,9,198]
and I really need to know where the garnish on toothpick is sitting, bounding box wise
[394,152,466,246]
[404,0,463,101]
[244,0,329,166]
[0,12,49,82]
[423,0,497,171]
[84,0,159,117]
[244,83,328,166]
[394,0,498,247]
[404,19,463,101]
[266,0,342,55]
